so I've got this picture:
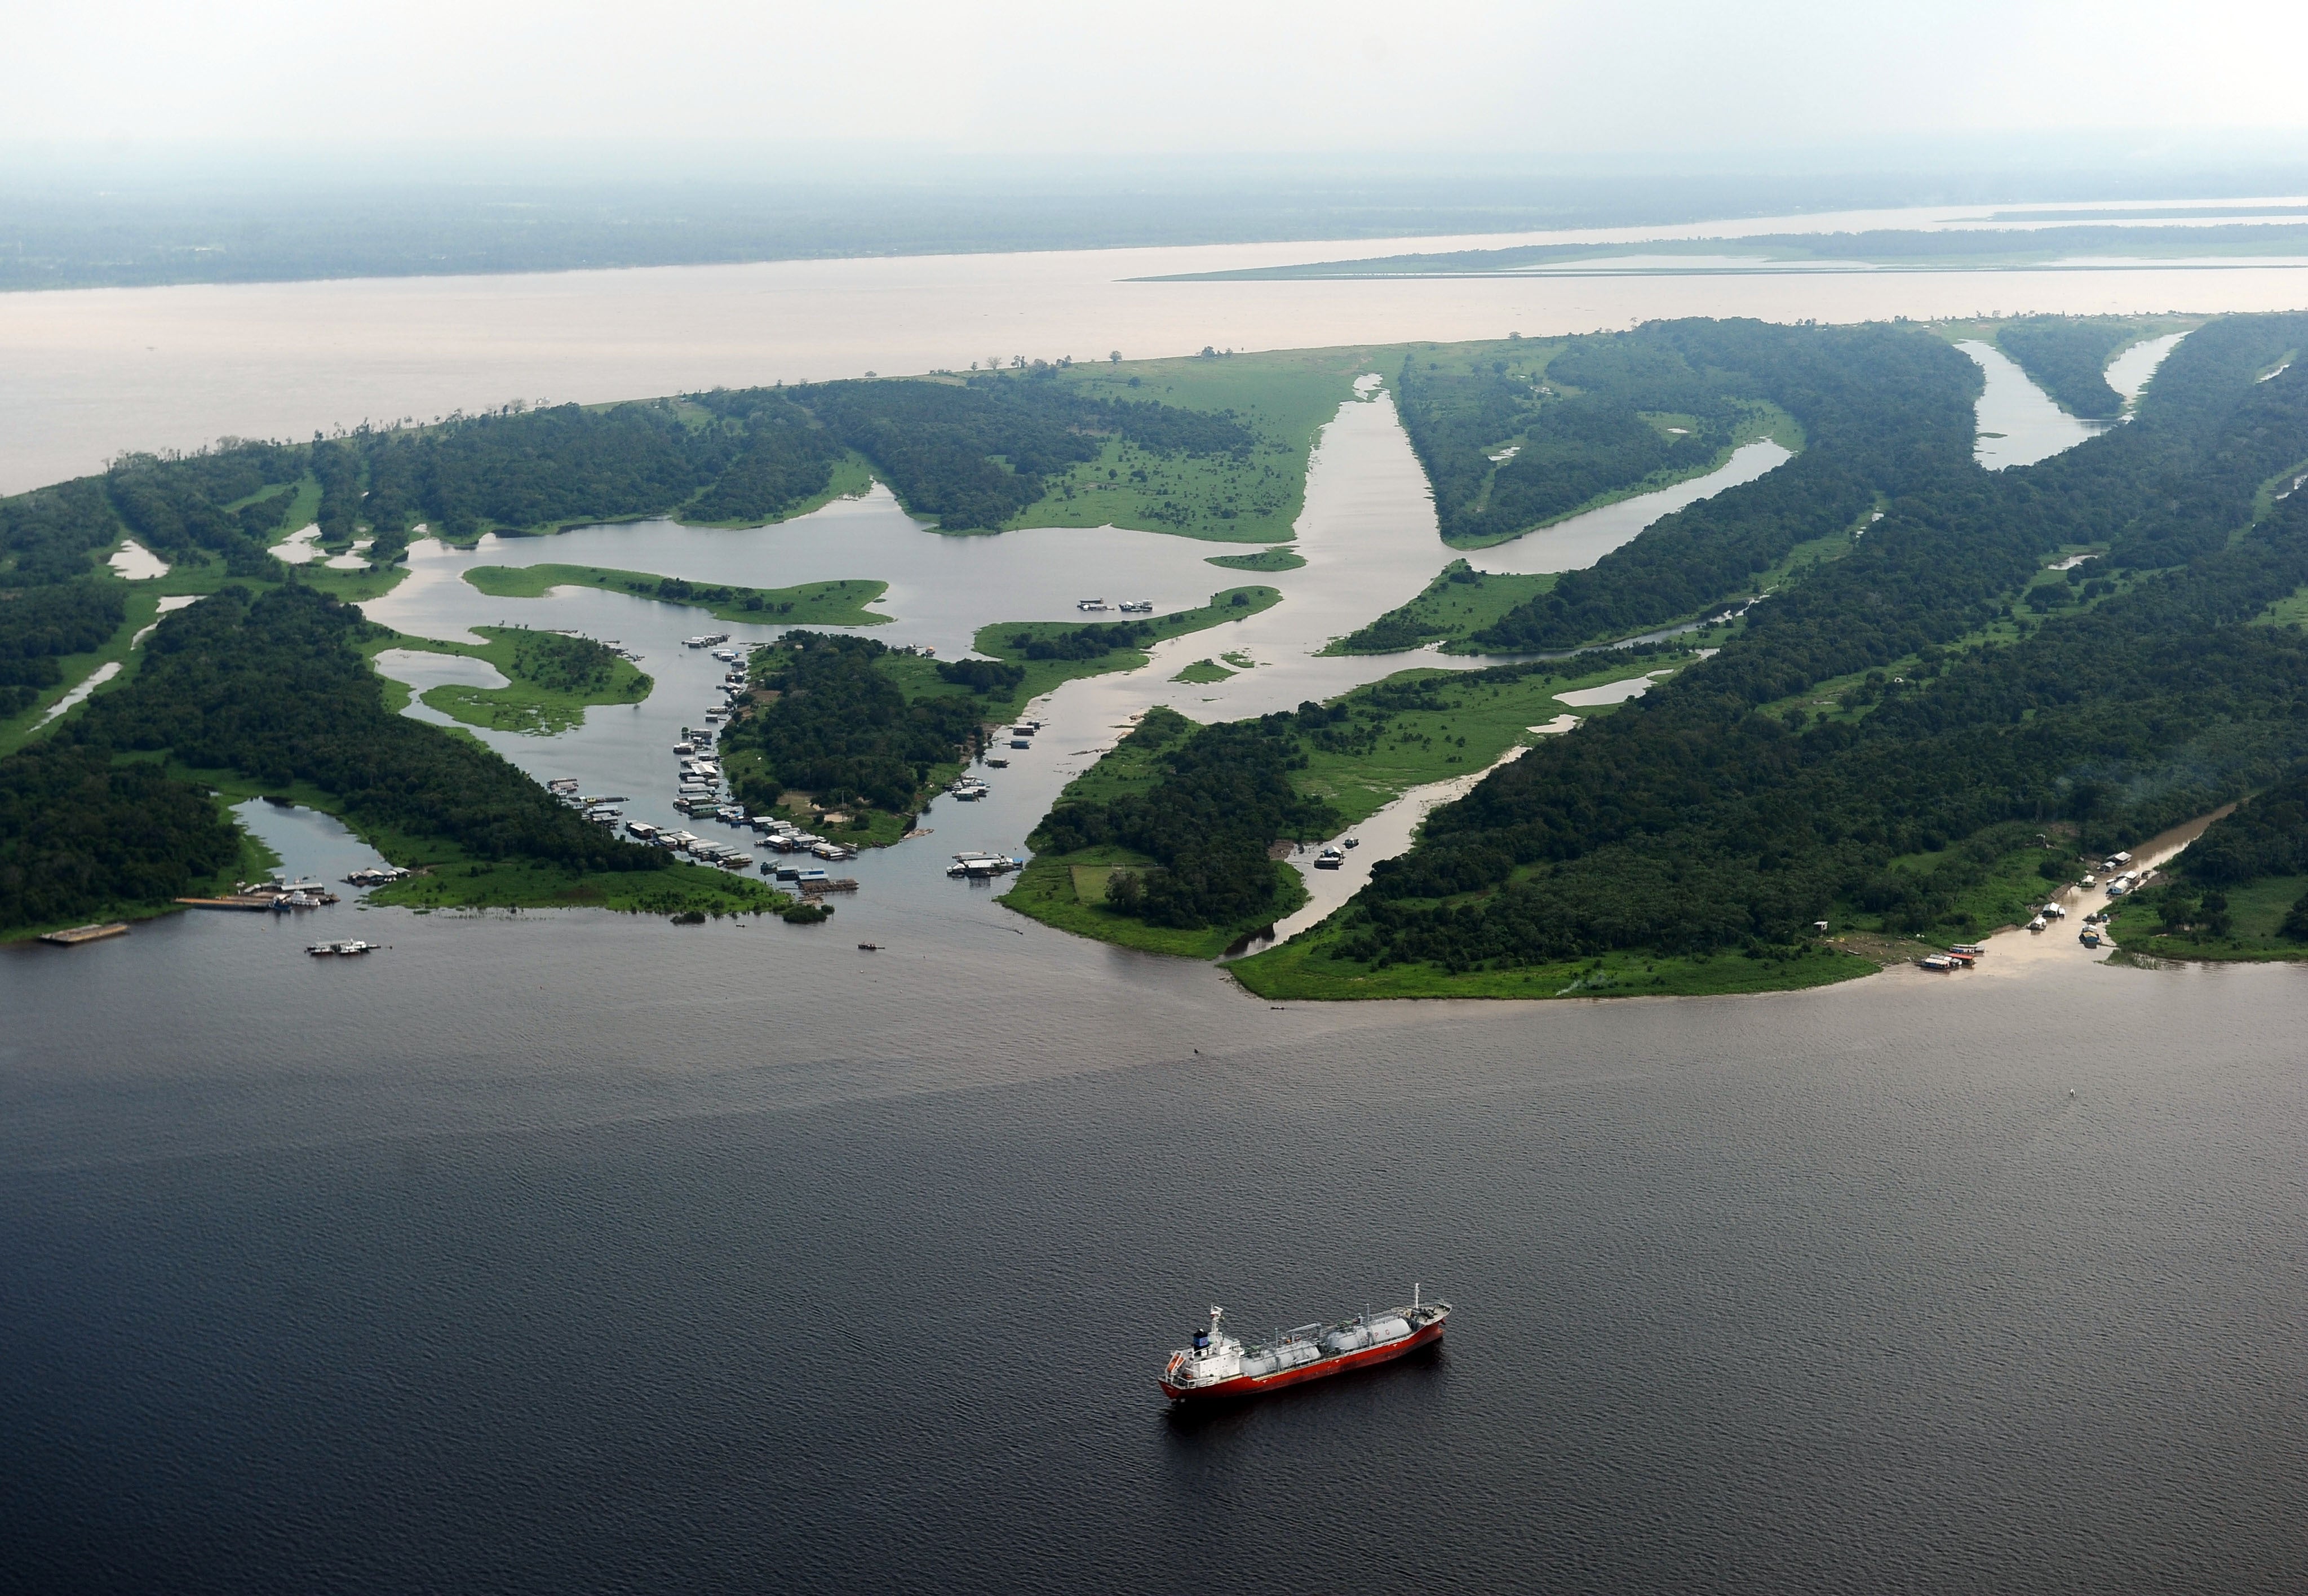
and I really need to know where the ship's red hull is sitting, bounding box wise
[1160,1318,1445,1401]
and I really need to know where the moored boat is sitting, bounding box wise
[1159,1289,1449,1402]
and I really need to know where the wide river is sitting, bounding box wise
[4,197,2307,492]
[6,238,2306,1590]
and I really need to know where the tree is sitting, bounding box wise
[1109,351,1122,364]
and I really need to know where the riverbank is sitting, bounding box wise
[462,564,891,627]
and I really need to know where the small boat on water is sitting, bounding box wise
[1948,943,1985,957]
[1920,952,1955,970]
[1159,1289,1450,1403]
[857,942,881,952]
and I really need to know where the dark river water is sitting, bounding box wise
[4,900,2304,1594]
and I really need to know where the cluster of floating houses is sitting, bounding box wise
[1916,849,2146,967]
[1076,598,1154,613]
[175,875,343,913]
[947,719,1037,804]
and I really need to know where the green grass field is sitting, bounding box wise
[2106,872,2308,963]
[1820,823,2079,942]
[1171,658,1234,683]
[462,564,891,626]
[1003,848,1308,959]
[1004,347,1393,544]
[1295,657,1681,828]
[1325,561,1558,654]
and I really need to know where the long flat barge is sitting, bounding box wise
[39,921,130,946]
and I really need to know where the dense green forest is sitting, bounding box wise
[1296,313,2308,978]
[0,586,686,932]
[0,580,126,716]
[1397,342,1740,546]
[1029,706,1339,930]
[1462,321,1983,650]
[719,632,989,821]
[1995,317,2141,419]
[2179,764,2308,888]
[0,740,245,930]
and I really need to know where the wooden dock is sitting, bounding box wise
[799,877,860,895]
[40,921,129,946]
[174,894,281,911]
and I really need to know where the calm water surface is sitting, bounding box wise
[4,897,2303,1593]
[6,198,2306,493]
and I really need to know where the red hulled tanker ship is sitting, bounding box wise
[1158,1288,1450,1402]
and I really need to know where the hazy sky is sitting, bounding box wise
[8,0,2308,164]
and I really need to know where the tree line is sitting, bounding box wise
[0,585,667,931]
[1302,312,2308,974]
[1464,320,1984,651]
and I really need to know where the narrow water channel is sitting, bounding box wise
[1961,340,2111,468]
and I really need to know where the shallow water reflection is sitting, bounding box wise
[1963,340,2110,468]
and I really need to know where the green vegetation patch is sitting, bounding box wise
[1172,658,1234,684]
[951,586,1282,713]
[1005,654,1697,961]
[1294,655,1689,829]
[367,855,774,916]
[462,563,892,626]
[1329,561,1557,654]
[1003,705,1334,951]
[375,625,653,735]
[1005,848,1306,960]
[1206,546,1306,572]
[1465,322,1977,651]
[2099,762,2308,961]
[2106,872,2308,961]
[1395,335,1796,549]
[1008,347,1380,543]
[1993,317,2143,419]
[1231,933,1877,1001]
[716,631,987,844]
